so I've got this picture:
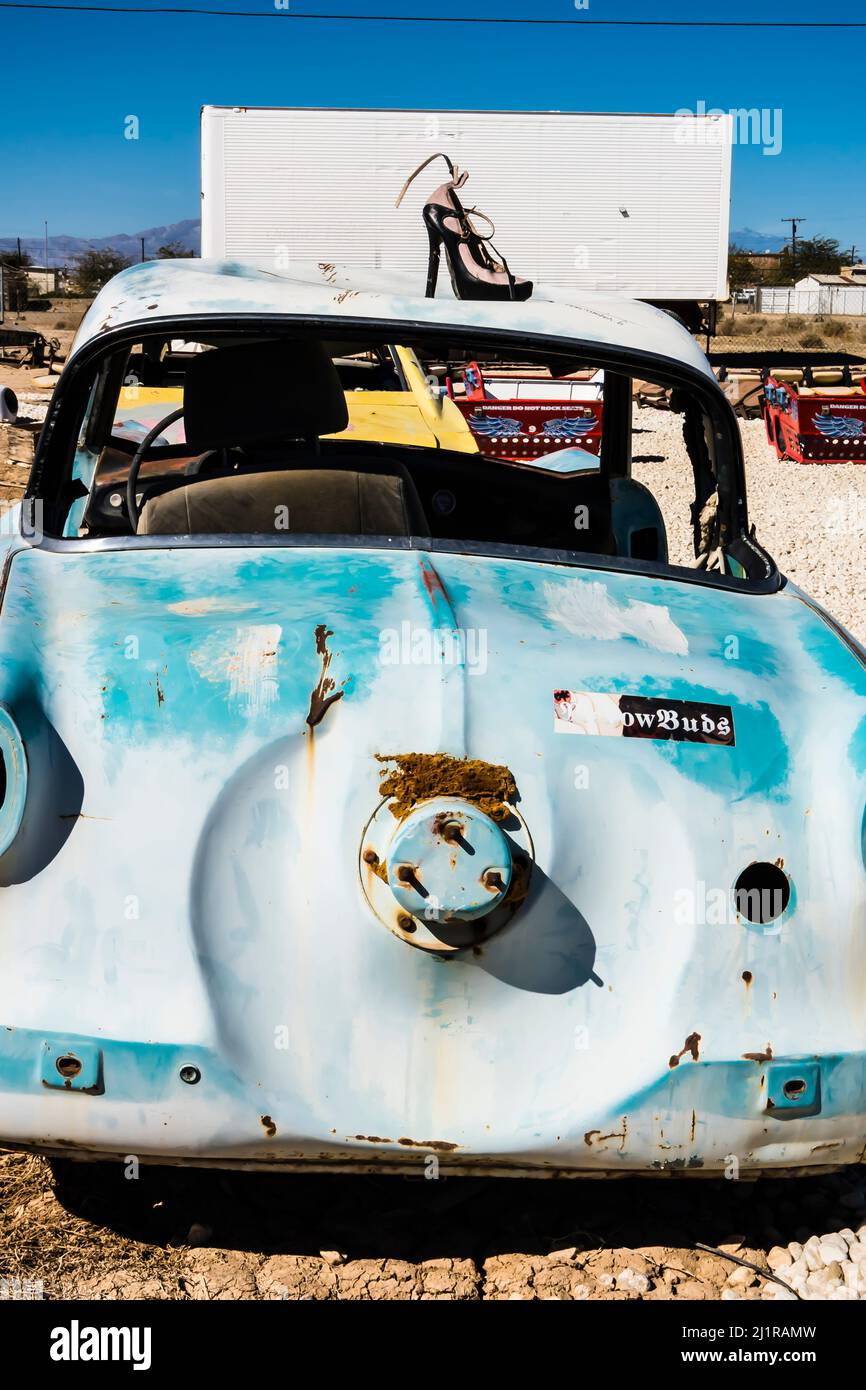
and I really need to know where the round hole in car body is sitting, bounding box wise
[55,1054,82,1081]
[733,861,791,925]
[783,1077,807,1100]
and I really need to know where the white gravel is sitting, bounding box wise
[0,391,50,425]
[761,1223,866,1301]
[632,407,866,645]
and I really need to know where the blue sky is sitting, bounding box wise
[0,0,864,252]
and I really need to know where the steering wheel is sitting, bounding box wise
[183,446,246,478]
[126,409,250,531]
[126,406,184,532]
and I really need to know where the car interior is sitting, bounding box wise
[59,330,766,583]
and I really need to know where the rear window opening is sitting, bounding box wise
[39,325,770,588]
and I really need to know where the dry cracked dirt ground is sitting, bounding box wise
[2,1151,865,1301]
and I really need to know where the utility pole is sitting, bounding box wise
[44,220,48,270]
[850,244,859,267]
[782,217,806,281]
[140,237,145,264]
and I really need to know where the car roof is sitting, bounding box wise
[73,257,716,380]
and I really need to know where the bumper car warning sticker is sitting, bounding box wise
[553,691,735,746]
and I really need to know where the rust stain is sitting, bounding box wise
[742,970,753,986]
[743,1044,774,1062]
[669,1032,701,1069]
[482,869,505,893]
[397,1137,459,1152]
[690,1108,697,1143]
[155,673,165,707]
[376,752,518,821]
[307,623,344,727]
[362,848,389,883]
[418,556,450,609]
[260,1115,277,1137]
[583,1119,628,1152]
[432,812,463,843]
[305,723,316,784]
[351,1135,392,1144]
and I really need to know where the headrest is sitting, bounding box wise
[182,341,349,450]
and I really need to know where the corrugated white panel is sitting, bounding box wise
[201,107,731,301]
[759,287,866,315]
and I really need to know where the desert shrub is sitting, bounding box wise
[719,315,764,337]
[821,318,848,338]
[801,331,826,348]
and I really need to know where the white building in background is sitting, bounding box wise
[757,272,866,315]
[23,266,61,296]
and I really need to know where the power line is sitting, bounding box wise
[0,4,865,23]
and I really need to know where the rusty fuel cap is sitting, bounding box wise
[360,767,533,954]
[387,798,512,924]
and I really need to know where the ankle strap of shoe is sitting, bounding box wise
[395,151,468,207]
[459,208,515,292]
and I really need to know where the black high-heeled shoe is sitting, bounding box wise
[395,152,533,302]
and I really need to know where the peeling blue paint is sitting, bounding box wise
[0,530,864,1172]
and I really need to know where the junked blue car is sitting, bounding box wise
[1,258,864,1178]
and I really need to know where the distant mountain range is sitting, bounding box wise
[1,218,791,265]
[0,219,200,265]
[728,228,788,254]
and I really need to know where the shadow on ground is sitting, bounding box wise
[49,1159,866,1266]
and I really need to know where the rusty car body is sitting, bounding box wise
[1,258,865,1177]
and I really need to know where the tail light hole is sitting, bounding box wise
[734,863,790,924]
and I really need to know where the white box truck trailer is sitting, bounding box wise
[200,106,732,330]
